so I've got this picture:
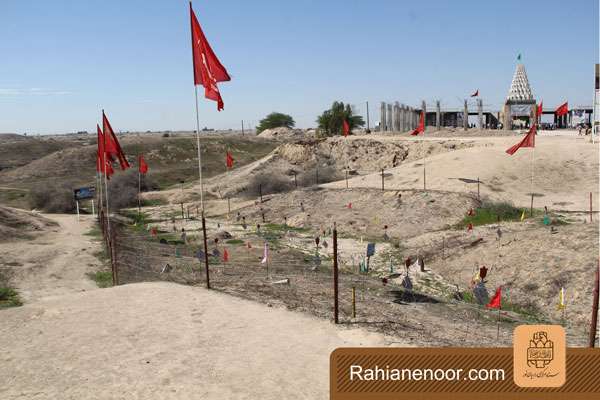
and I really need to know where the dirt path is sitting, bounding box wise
[0,281,397,399]
[0,214,101,303]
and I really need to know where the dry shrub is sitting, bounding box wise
[108,170,158,210]
[29,184,76,213]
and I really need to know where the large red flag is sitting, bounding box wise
[342,119,350,136]
[486,286,502,309]
[411,111,425,136]
[102,111,130,170]
[470,89,479,97]
[537,100,543,117]
[226,151,234,169]
[555,102,568,117]
[506,123,536,155]
[190,2,231,111]
[138,154,149,174]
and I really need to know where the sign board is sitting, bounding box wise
[73,186,95,200]
[510,104,533,117]
[366,243,375,257]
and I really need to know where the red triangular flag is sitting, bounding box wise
[537,100,543,117]
[411,111,425,136]
[226,151,234,169]
[467,223,473,232]
[223,248,229,262]
[103,111,130,170]
[555,102,568,117]
[506,124,536,155]
[347,202,352,209]
[486,286,502,309]
[342,119,350,136]
[105,159,114,179]
[190,2,231,111]
[470,89,479,97]
[139,154,149,174]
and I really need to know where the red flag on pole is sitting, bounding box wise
[470,89,479,97]
[226,151,234,169]
[342,119,350,136]
[537,100,543,117]
[555,102,568,117]
[486,286,502,309]
[411,111,425,136]
[190,2,231,111]
[505,123,536,155]
[102,111,130,170]
[138,154,149,174]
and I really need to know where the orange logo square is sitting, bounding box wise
[513,325,566,387]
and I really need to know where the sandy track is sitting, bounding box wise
[0,282,395,399]
[0,214,101,303]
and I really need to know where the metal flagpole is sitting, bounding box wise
[194,86,204,211]
[530,145,535,216]
[102,111,111,238]
[138,166,141,216]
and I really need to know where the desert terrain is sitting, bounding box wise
[1,128,598,398]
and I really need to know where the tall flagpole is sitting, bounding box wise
[102,111,111,237]
[194,85,204,211]
[530,143,535,216]
[138,158,142,216]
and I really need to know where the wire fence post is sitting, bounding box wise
[590,259,599,348]
[202,211,211,289]
[352,286,356,318]
[590,192,593,223]
[345,169,349,189]
[477,177,480,201]
[333,221,339,324]
[381,168,385,191]
[181,202,185,220]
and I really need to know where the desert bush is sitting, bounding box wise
[29,183,76,213]
[316,101,364,136]
[108,170,158,210]
[245,172,294,197]
[297,165,341,186]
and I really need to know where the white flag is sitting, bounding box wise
[261,242,269,264]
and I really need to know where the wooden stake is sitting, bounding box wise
[345,170,348,188]
[227,197,231,217]
[181,202,185,220]
[201,212,211,289]
[590,259,599,348]
[259,184,263,203]
[381,168,385,191]
[352,286,356,318]
[477,177,480,201]
[293,172,297,188]
[496,308,501,341]
[333,222,339,324]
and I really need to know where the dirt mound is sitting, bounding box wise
[257,127,312,139]
[202,136,475,200]
[0,205,57,240]
[237,187,477,240]
[0,134,79,172]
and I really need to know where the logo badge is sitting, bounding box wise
[513,325,566,387]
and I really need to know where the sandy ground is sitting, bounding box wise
[0,282,395,399]
[0,214,100,303]
[324,134,599,212]
[1,213,398,399]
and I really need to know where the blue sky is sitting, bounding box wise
[0,0,597,134]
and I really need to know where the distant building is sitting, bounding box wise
[501,63,536,130]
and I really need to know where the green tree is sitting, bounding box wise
[256,112,295,133]
[316,101,365,136]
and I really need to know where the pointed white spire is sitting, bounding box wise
[506,63,534,101]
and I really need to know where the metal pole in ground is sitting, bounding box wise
[589,259,599,347]
[366,101,370,131]
[202,211,211,289]
[333,222,339,324]
[590,192,593,223]
[381,168,384,191]
[227,197,231,218]
[477,177,480,201]
[345,169,348,189]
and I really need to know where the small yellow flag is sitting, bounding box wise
[557,287,565,310]
[520,210,526,221]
